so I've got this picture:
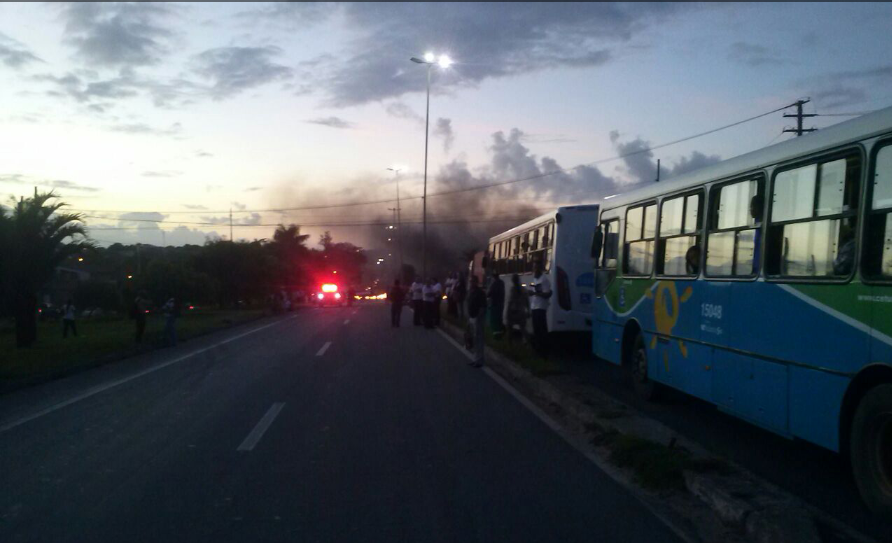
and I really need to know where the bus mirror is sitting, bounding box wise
[591,226,603,263]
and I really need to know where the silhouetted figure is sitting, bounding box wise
[685,245,701,275]
[410,278,424,326]
[506,274,529,343]
[423,278,437,329]
[487,269,505,338]
[62,299,77,338]
[530,260,552,358]
[133,292,150,343]
[162,297,179,347]
[467,275,487,367]
[432,277,442,326]
[388,279,405,327]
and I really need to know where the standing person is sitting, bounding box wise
[162,297,179,347]
[422,278,436,329]
[410,277,424,326]
[432,277,443,326]
[467,275,487,367]
[530,260,552,357]
[388,279,405,327]
[133,291,150,343]
[61,298,77,338]
[506,274,529,343]
[454,272,467,320]
[445,274,457,317]
[487,269,505,339]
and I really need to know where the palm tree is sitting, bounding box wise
[0,191,90,347]
[271,224,310,288]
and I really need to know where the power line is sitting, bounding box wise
[68,101,799,216]
[83,216,545,231]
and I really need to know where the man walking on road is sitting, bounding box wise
[530,260,552,357]
[388,279,405,327]
[133,292,150,343]
[467,275,486,367]
[487,269,505,339]
[410,278,424,326]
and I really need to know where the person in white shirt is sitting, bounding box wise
[410,279,424,326]
[530,260,552,357]
[62,299,77,338]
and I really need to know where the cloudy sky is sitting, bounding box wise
[2,2,892,251]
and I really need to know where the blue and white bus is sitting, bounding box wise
[591,107,892,515]
[488,205,600,333]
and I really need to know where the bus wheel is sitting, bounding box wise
[630,332,657,401]
[851,384,892,517]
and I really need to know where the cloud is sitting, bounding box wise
[198,212,261,226]
[609,131,657,184]
[665,151,722,178]
[118,211,167,222]
[305,116,355,129]
[803,64,892,109]
[192,46,292,99]
[236,2,337,26]
[182,204,208,210]
[231,201,247,211]
[141,170,181,178]
[727,42,788,67]
[434,118,454,152]
[58,3,176,68]
[244,186,262,192]
[385,101,424,125]
[307,3,687,106]
[0,173,101,193]
[195,150,214,158]
[520,134,577,144]
[0,32,43,69]
[109,121,182,137]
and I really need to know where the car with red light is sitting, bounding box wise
[313,283,346,307]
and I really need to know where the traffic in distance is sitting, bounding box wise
[471,106,892,517]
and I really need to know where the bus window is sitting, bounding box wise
[864,144,892,279]
[602,220,619,269]
[624,203,656,276]
[658,192,702,276]
[707,177,764,277]
[766,154,861,278]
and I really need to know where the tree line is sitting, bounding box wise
[0,192,367,348]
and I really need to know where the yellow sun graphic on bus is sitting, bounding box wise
[645,281,693,371]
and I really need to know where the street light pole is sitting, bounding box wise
[386,167,404,275]
[411,53,451,280]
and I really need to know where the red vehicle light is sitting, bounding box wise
[317,293,325,300]
[334,292,342,299]
[321,284,338,293]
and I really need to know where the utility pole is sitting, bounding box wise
[783,99,818,137]
[386,167,404,276]
[655,159,660,183]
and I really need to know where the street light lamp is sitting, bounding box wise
[410,52,452,278]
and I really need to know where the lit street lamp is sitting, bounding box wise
[410,52,452,278]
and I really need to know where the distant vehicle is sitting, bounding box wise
[486,204,601,333]
[591,106,892,516]
[314,283,346,307]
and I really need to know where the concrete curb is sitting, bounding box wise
[440,319,836,543]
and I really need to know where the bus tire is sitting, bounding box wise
[630,331,658,401]
[850,384,892,517]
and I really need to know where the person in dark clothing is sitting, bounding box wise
[388,279,406,327]
[467,275,487,367]
[133,292,150,343]
[530,260,552,358]
[486,270,505,339]
[454,272,467,319]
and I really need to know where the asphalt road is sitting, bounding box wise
[0,304,682,543]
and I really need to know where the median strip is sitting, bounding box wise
[316,341,332,356]
[237,402,285,451]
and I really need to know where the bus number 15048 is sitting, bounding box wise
[701,303,723,319]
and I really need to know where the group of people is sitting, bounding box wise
[131,292,180,347]
[387,260,553,368]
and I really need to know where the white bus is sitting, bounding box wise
[486,205,600,333]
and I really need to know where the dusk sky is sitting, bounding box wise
[2,2,892,249]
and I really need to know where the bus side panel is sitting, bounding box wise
[789,367,848,452]
[868,284,892,371]
[595,318,623,365]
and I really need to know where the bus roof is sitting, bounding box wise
[489,204,600,243]
[600,105,892,212]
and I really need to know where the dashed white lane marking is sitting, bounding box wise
[0,317,294,434]
[343,319,350,325]
[237,403,285,451]
[316,341,332,356]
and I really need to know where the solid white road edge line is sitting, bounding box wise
[237,402,285,451]
[316,341,332,356]
[434,327,698,543]
[0,317,294,434]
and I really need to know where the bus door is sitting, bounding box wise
[592,219,620,361]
